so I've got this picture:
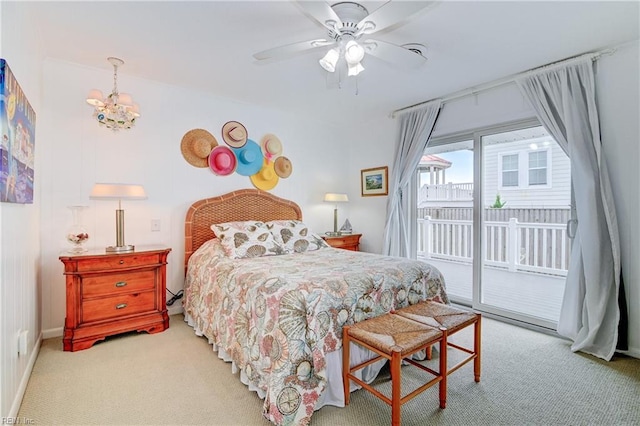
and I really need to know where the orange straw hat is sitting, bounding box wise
[181,129,218,168]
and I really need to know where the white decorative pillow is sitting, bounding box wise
[266,220,330,253]
[211,221,287,258]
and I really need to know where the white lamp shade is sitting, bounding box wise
[319,48,339,72]
[130,103,141,117]
[90,183,147,200]
[347,62,365,76]
[323,193,349,203]
[344,41,365,64]
[86,89,105,107]
[117,92,134,107]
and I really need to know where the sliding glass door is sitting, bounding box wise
[419,121,571,329]
[417,140,474,302]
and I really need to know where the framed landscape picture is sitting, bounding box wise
[361,166,388,197]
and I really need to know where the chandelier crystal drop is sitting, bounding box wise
[86,57,140,131]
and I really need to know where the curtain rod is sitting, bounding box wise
[390,47,616,118]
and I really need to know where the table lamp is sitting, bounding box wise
[90,183,147,252]
[323,193,349,236]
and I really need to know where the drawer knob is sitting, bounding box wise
[119,260,125,264]
[115,303,127,310]
[115,281,127,288]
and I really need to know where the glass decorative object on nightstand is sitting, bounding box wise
[66,205,89,253]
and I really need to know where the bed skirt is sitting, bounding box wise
[184,313,387,410]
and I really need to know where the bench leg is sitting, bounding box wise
[474,315,481,382]
[391,350,402,426]
[439,328,447,409]
[343,326,351,405]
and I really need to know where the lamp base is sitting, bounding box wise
[105,244,135,253]
[325,231,342,237]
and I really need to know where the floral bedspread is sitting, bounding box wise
[183,240,448,426]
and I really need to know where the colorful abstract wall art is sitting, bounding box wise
[1,59,36,204]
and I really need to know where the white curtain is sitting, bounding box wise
[516,58,621,361]
[383,100,442,257]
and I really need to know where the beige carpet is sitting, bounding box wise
[18,314,640,426]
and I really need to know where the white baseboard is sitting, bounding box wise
[42,327,63,339]
[9,332,42,418]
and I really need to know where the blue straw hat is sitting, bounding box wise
[232,139,263,176]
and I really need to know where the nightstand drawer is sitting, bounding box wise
[328,236,353,247]
[82,291,156,323]
[82,270,155,298]
[322,234,362,251]
[76,253,160,272]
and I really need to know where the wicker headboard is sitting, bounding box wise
[184,189,303,271]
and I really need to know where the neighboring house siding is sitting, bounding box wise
[483,138,570,208]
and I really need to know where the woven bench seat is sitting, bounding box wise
[396,301,481,382]
[343,313,447,426]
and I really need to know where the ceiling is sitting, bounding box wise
[26,1,639,125]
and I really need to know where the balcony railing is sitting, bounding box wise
[417,216,570,277]
[419,183,474,202]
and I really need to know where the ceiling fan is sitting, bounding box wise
[253,1,434,77]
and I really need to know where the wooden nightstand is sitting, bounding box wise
[322,233,362,251]
[59,245,171,351]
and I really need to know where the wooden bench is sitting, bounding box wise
[396,301,481,381]
[342,312,448,426]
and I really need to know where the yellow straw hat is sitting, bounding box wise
[250,160,279,191]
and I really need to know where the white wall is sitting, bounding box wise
[432,82,537,138]
[594,40,640,357]
[38,59,351,334]
[0,1,43,418]
[345,116,397,253]
[347,41,640,356]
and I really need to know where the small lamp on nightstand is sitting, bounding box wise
[90,183,147,252]
[323,193,348,236]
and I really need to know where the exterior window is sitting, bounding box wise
[528,151,547,185]
[502,154,519,187]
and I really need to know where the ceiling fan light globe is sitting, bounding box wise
[347,62,365,76]
[319,48,339,72]
[344,41,365,64]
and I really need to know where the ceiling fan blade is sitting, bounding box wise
[253,39,334,61]
[296,1,342,32]
[357,1,437,35]
[363,39,427,69]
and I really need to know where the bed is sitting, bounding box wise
[182,189,449,426]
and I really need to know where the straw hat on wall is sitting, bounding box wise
[181,129,218,168]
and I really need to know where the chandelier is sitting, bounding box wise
[86,57,140,131]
